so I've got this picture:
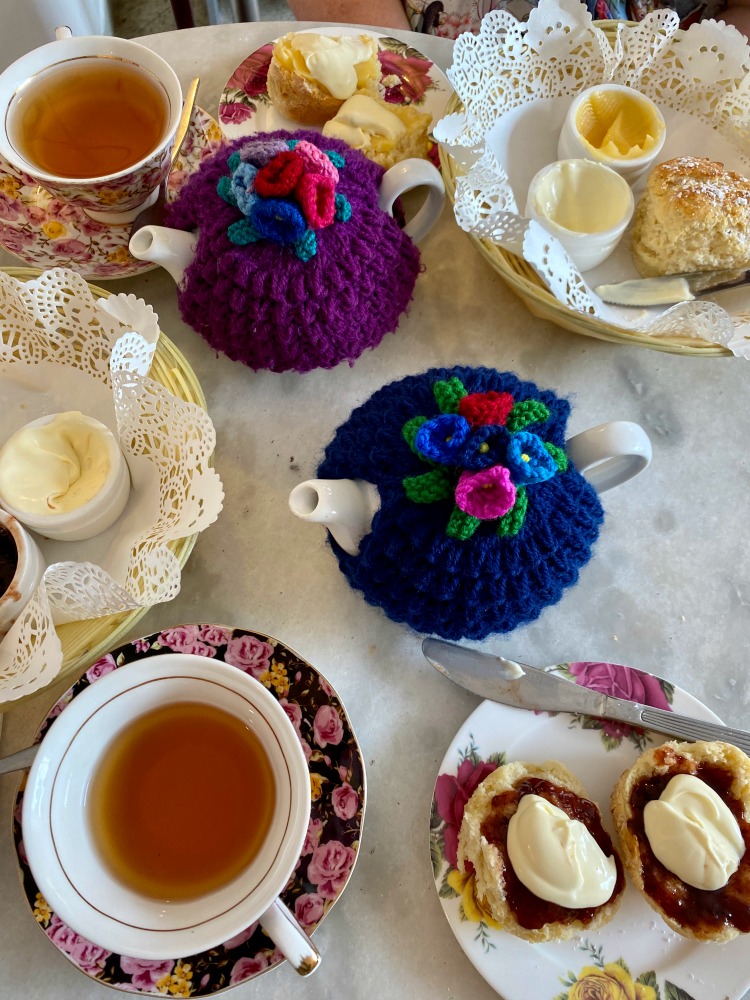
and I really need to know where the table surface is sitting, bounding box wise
[2,19,750,1000]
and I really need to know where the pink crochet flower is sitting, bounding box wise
[292,139,339,182]
[455,465,516,519]
[296,172,336,229]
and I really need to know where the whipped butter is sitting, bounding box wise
[507,794,617,908]
[643,773,745,891]
[323,94,405,149]
[284,34,377,100]
[0,411,113,516]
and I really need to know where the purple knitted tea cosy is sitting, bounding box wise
[165,130,422,373]
[316,366,606,642]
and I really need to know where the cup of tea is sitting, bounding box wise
[0,29,183,224]
[22,654,319,972]
[0,509,45,640]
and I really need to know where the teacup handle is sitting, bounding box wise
[377,158,445,244]
[259,898,321,976]
[565,420,651,494]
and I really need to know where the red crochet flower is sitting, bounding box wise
[458,391,514,427]
[254,150,304,198]
[296,172,336,229]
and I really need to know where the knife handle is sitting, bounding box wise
[639,706,750,756]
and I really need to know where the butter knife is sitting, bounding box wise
[595,268,750,307]
[422,638,750,754]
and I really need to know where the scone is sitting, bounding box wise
[322,94,431,168]
[611,740,750,942]
[267,32,381,126]
[458,760,625,942]
[631,157,750,276]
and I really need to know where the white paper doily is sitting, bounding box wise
[0,269,224,701]
[434,0,750,356]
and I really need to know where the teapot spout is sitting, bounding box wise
[289,479,380,557]
[128,225,197,285]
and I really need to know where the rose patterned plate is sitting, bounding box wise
[0,108,224,280]
[13,625,365,996]
[218,26,452,165]
[431,661,750,1000]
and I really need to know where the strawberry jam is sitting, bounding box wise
[479,777,624,930]
[628,747,750,935]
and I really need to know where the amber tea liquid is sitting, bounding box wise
[89,702,276,901]
[10,58,169,178]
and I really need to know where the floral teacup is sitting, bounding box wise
[0,31,182,224]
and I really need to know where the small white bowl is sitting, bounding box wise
[0,413,130,542]
[558,83,666,184]
[525,158,634,271]
[0,509,45,639]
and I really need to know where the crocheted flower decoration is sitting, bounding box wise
[216,138,352,261]
[401,377,569,540]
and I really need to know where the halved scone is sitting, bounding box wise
[322,94,431,168]
[267,32,381,126]
[611,740,750,942]
[458,760,625,942]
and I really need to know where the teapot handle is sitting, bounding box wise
[378,158,445,244]
[565,421,652,494]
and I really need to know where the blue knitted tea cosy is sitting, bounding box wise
[316,366,605,641]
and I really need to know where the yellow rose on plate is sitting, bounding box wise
[569,963,657,1000]
[446,868,501,929]
[41,220,66,240]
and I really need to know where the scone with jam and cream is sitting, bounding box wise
[322,94,431,168]
[267,32,381,126]
[611,740,750,942]
[458,760,625,942]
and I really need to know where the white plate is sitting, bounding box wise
[218,27,452,143]
[430,660,750,1000]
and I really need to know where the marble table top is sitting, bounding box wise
[1,19,749,1000]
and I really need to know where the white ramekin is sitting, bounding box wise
[0,413,131,542]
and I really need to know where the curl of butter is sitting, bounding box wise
[575,89,663,161]
[323,94,405,150]
[507,794,617,908]
[0,411,112,516]
[285,34,378,100]
[643,773,745,891]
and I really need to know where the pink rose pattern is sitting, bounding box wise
[434,757,497,869]
[564,661,673,748]
[0,107,224,279]
[13,626,363,996]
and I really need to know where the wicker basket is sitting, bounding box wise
[438,25,732,358]
[1,267,205,710]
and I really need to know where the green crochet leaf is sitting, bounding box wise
[446,505,481,540]
[403,468,453,503]
[497,487,527,538]
[506,399,550,433]
[227,219,260,245]
[433,377,467,414]
[227,151,241,172]
[402,415,429,454]
[544,441,569,472]
[217,175,237,206]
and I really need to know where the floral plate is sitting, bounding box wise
[218,26,452,164]
[13,625,365,996]
[431,660,750,1000]
[0,108,224,280]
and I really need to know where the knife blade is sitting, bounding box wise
[422,638,750,755]
[594,268,750,307]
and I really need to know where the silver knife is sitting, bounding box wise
[422,638,750,755]
[594,268,750,307]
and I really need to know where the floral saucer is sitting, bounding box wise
[13,625,365,996]
[0,108,225,281]
[219,27,451,168]
[431,661,750,1000]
